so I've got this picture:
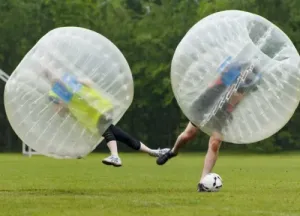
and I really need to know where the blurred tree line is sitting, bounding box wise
[0,0,299,153]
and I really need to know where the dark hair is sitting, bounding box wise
[42,69,52,81]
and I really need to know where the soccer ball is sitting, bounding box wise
[201,173,223,192]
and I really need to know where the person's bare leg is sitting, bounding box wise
[102,127,122,167]
[106,125,170,157]
[106,140,119,157]
[200,132,222,181]
[157,122,198,165]
[171,122,199,154]
[138,142,162,154]
[102,140,122,167]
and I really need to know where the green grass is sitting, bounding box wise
[0,153,299,216]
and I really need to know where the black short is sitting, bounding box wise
[190,83,227,120]
[96,110,113,132]
[208,107,233,133]
[191,122,198,128]
[190,83,232,132]
[190,104,233,134]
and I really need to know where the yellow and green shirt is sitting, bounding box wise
[48,73,113,134]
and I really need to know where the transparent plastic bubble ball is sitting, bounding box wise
[171,10,300,144]
[4,27,134,158]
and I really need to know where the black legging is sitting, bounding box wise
[102,125,141,150]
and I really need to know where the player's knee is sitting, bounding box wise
[209,135,222,153]
[130,140,141,150]
[102,127,115,143]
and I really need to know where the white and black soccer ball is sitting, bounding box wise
[201,173,223,192]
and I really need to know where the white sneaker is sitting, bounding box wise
[102,155,122,167]
[149,148,171,157]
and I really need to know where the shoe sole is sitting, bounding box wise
[102,161,122,167]
[156,159,168,165]
[156,153,177,165]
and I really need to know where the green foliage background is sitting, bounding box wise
[0,0,299,153]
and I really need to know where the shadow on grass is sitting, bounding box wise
[0,187,193,196]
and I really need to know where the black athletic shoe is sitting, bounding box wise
[197,183,207,192]
[156,150,177,165]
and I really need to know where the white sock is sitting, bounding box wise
[106,141,119,157]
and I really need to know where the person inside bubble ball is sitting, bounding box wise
[42,69,169,167]
[156,58,262,192]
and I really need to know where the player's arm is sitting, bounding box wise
[77,78,94,87]
[55,102,69,117]
[49,96,69,117]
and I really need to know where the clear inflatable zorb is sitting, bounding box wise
[171,10,300,144]
[4,27,134,158]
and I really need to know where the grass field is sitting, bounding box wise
[0,153,300,216]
